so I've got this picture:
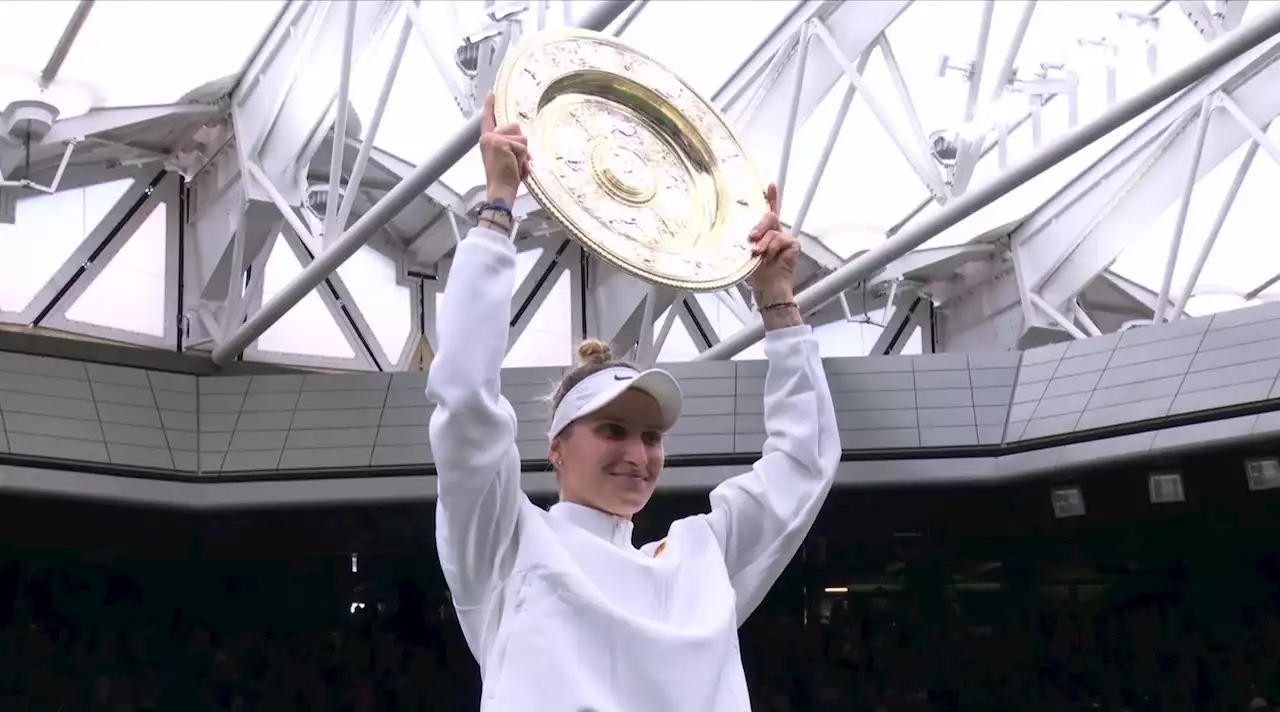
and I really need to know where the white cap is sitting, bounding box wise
[547,365,683,440]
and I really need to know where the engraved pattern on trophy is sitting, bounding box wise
[552,101,696,251]
[496,30,769,291]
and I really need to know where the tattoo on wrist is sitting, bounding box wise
[477,199,515,234]
[479,216,512,233]
[760,304,803,330]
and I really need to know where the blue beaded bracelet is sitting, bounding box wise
[477,201,514,220]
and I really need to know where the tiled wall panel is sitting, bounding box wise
[0,352,109,464]
[1007,301,1280,442]
[3,302,1280,476]
[89,363,174,470]
[375,373,432,468]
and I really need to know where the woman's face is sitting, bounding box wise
[550,388,667,518]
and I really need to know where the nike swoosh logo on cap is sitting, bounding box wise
[614,375,633,381]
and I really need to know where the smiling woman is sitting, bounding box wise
[546,339,682,517]
[422,94,840,712]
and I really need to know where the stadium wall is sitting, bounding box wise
[1,302,1279,508]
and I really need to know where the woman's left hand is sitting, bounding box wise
[746,183,800,299]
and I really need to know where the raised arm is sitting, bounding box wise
[426,94,533,609]
[701,185,841,621]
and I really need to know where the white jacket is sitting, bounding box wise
[427,226,841,712]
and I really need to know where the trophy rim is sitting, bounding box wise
[493,27,767,293]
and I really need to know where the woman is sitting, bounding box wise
[426,94,840,712]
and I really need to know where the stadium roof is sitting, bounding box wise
[2,0,1279,372]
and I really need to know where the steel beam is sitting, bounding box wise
[0,104,219,181]
[695,3,1280,361]
[732,0,910,190]
[1015,35,1280,312]
[233,0,399,204]
[185,0,396,356]
[212,0,636,366]
[712,0,831,111]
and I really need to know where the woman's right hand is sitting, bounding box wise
[479,93,531,206]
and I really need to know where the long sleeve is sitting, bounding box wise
[426,226,526,610]
[701,324,840,622]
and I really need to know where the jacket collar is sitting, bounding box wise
[549,501,634,548]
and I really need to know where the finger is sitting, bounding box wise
[749,212,780,240]
[482,93,497,135]
[765,183,779,216]
[496,122,524,137]
[766,232,790,260]
[766,231,788,259]
[752,230,777,256]
[763,230,794,259]
[507,141,529,161]
[762,231,793,254]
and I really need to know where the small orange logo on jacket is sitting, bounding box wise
[653,541,668,558]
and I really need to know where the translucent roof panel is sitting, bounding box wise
[655,307,702,363]
[918,0,1212,243]
[258,234,355,360]
[64,203,168,338]
[0,1,79,77]
[503,269,572,368]
[807,316,923,358]
[54,0,284,108]
[1112,122,1280,308]
[797,0,1217,256]
[0,179,131,314]
[360,0,801,194]
[352,14,465,168]
[617,0,799,99]
[434,247,577,368]
[693,294,766,361]
[777,51,932,259]
[335,247,414,364]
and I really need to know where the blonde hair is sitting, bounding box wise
[549,338,638,413]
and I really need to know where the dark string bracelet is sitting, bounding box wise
[759,301,798,312]
[476,201,514,233]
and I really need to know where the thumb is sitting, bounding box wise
[765,183,779,216]
[482,93,497,134]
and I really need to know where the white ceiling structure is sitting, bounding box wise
[2,0,1280,374]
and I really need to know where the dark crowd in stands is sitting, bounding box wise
[1,487,1279,711]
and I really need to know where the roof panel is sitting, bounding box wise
[887,0,1223,248]
[259,234,355,359]
[18,0,1273,368]
[655,306,701,363]
[64,203,168,337]
[377,1,803,195]
[0,179,131,313]
[336,246,414,364]
[503,268,571,368]
[56,0,284,107]
[780,50,932,259]
[434,247,562,367]
[619,0,800,98]
[813,318,919,358]
[1098,8,1280,316]
[354,20,462,168]
[0,1,77,77]
[692,293,766,361]
[363,1,599,189]
[1113,124,1280,308]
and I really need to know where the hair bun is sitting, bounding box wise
[577,338,614,366]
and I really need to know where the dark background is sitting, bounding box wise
[2,440,1279,711]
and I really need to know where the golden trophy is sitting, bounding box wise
[493,28,769,293]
